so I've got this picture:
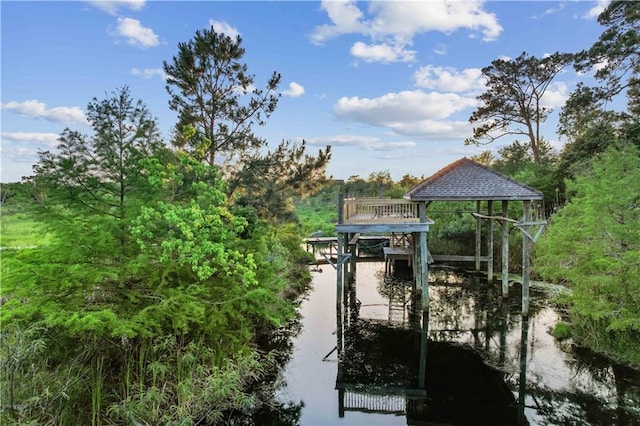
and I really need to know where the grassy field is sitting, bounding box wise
[0,213,51,248]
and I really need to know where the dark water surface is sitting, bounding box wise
[266,261,640,425]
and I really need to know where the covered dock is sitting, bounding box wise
[333,157,545,317]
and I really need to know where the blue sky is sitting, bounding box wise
[1,0,609,183]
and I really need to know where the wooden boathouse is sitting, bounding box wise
[334,157,545,316]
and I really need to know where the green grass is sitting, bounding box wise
[0,213,52,248]
[295,202,337,237]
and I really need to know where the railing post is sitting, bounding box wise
[338,193,344,224]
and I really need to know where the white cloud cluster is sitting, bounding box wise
[209,20,240,38]
[311,0,502,63]
[112,17,159,48]
[1,132,60,148]
[335,90,475,124]
[282,82,305,98]
[1,100,88,125]
[87,0,145,15]
[350,41,416,64]
[331,89,478,140]
[131,67,166,80]
[306,134,415,151]
[414,65,485,93]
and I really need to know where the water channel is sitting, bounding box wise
[260,260,640,425]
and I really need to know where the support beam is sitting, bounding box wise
[475,200,482,271]
[336,232,344,314]
[487,200,494,281]
[502,200,510,297]
[522,201,531,316]
[419,231,429,310]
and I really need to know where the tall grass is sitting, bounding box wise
[0,212,52,248]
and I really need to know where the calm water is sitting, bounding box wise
[266,261,640,425]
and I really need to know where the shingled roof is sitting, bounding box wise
[404,157,543,201]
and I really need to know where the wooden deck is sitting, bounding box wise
[337,197,433,233]
[342,198,419,224]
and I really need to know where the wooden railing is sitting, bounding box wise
[342,198,420,224]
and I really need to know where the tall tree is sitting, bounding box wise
[32,86,164,254]
[560,1,639,139]
[163,27,330,220]
[163,28,281,170]
[466,52,572,163]
[575,1,640,100]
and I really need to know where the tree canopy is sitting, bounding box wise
[164,27,330,223]
[466,52,572,163]
[164,28,281,170]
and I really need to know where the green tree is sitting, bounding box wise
[466,52,573,163]
[163,27,281,169]
[163,27,330,220]
[559,1,639,142]
[368,170,393,198]
[535,144,640,366]
[31,86,165,256]
[575,1,640,100]
[232,140,331,223]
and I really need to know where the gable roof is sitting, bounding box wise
[404,157,544,201]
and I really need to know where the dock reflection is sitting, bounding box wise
[335,265,530,425]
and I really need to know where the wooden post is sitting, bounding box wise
[336,232,344,314]
[414,234,422,290]
[419,231,429,309]
[349,234,358,286]
[487,200,494,281]
[475,200,482,271]
[342,233,349,305]
[338,193,345,224]
[522,200,531,316]
[416,202,429,309]
[418,312,428,389]
[502,200,510,297]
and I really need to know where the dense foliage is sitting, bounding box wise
[535,145,640,366]
[1,30,327,424]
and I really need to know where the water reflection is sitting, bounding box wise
[336,266,527,425]
[270,261,640,425]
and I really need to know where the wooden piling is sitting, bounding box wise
[337,233,344,314]
[501,200,510,297]
[475,200,482,271]
[487,200,494,281]
[418,202,429,309]
[522,200,531,316]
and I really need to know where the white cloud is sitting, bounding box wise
[335,90,477,123]
[282,82,305,98]
[333,90,477,139]
[583,0,609,19]
[311,0,502,63]
[1,100,88,125]
[388,119,472,140]
[414,65,485,93]
[306,134,415,151]
[1,132,60,149]
[131,67,166,80]
[310,0,367,45]
[541,81,569,109]
[113,17,159,48]
[350,41,416,63]
[87,0,145,15]
[209,20,240,38]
